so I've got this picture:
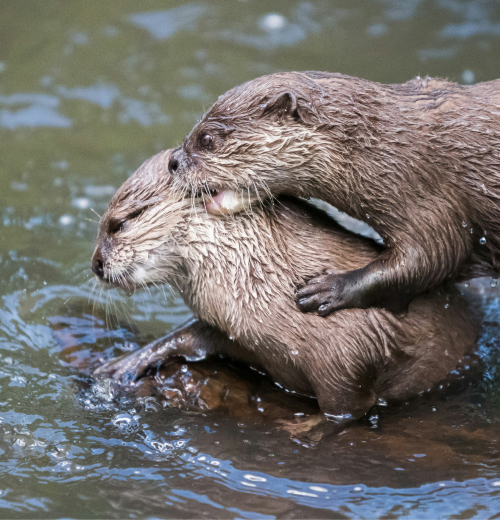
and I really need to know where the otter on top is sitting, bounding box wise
[91,149,476,421]
[167,71,500,316]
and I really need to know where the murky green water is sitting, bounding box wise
[1,1,500,518]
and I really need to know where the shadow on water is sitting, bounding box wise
[1,0,500,518]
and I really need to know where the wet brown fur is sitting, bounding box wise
[92,150,476,419]
[169,72,500,313]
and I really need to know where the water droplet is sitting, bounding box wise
[377,397,388,406]
[491,278,498,288]
[462,221,467,228]
[464,281,470,287]
[480,237,486,245]
[229,336,233,341]
[432,407,437,412]
[365,214,370,219]
[444,303,449,309]
[470,228,474,234]
[291,350,298,356]
[257,406,265,413]
[181,365,188,373]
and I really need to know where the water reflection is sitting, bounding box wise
[129,3,208,40]
[0,93,71,129]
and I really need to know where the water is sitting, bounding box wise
[1,1,500,517]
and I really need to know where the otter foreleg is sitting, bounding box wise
[93,319,232,385]
[296,251,412,315]
[296,227,473,316]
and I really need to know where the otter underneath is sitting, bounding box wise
[166,72,500,315]
[92,149,477,419]
[91,149,476,420]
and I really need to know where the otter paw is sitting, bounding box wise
[296,272,360,316]
[93,351,148,386]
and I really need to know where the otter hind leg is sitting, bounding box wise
[93,319,230,386]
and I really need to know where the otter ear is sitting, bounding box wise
[261,91,303,122]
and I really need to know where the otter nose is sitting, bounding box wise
[168,152,179,174]
[92,249,105,280]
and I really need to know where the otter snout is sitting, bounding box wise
[91,248,106,280]
[168,153,179,174]
[168,148,186,175]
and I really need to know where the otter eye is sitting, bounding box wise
[200,134,213,148]
[108,219,127,235]
[108,207,146,235]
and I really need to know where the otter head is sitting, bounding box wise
[168,73,332,213]
[91,149,195,292]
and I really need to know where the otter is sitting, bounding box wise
[166,72,500,316]
[91,149,476,421]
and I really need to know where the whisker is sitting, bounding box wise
[90,208,102,220]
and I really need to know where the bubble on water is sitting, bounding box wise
[59,215,74,226]
[491,278,498,288]
[353,486,363,491]
[480,237,486,245]
[111,413,140,433]
[149,440,175,453]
